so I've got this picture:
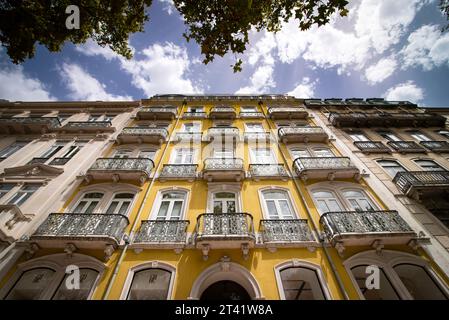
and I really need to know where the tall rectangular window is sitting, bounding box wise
[377,131,401,142]
[173,148,194,164]
[251,148,275,163]
[0,141,30,159]
[409,131,431,142]
[40,142,65,159]
[378,160,407,177]
[60,141,86,160]
[7,184,40,206]
[348,132,370,142]
[0,183,15,200]
[182,123,200,132]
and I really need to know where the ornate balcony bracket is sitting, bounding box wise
[201,244,210,261]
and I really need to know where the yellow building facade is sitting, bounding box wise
[0,95,448,300]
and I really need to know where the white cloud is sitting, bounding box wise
[0,66,55,101]
[383,81,424,102]
[59,63,132,101]
[159,0,175,15]
[287,77,317,98]
[400,24,449,71]
[364,57,397,85]
[235,64,275,94]
[120,42,203,96]
[75,39,124,61]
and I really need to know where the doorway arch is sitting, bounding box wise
[188,261,263,300]
[200,280,251,300]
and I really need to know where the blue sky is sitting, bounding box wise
[0,0,448,106]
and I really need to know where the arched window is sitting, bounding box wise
[290,148,311,159]
[213,192,237,214]
[312,148,334,157]
[72,192,104,213]
[377,160,407,178]
[155,191,186,220]
[51,269,99,300]
[126,268,174,300]
[393,264,448,300]
[262,190,295,219]
[414,159,444,171]
[278,266,326,300]
[112,149,133,158]
[342,190,377,212]
[350,265,400,300]
[312,190,343,214]
[106,193,135,215]
[5,268,56,300]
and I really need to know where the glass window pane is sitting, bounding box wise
[279,200,293,218]
[313,149,334,157]
[157,202,170,219]
[280,267,326,300]
[118,202,131,215]
[84,201,99,214]
[5,268,56,300]
[226,201,236,213]
[106,201,118,214]
[316,200,331,214]
[264,191,287,200]
[52,269,99,300]
[266,200,279,218]
[351,265,400,300]
[171,201,182,219]
[127,269,172,300]
[328,200,343,212]
[213,201,223,214]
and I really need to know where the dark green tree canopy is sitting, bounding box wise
[2,0,350,71]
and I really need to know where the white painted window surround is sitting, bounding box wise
[250,148,276,164]
[154,191,186,220]
[261,190,295,219]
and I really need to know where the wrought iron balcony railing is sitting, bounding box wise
[59,121,114,133]
[320,210,415,246]
[267,107,308,119]
[210,106,235,113]
[209,106,237,119]
[249,164,289,179]
[260,219,315,243]
[204,158,244,171]
[133,220,189,244]
[393,171,449,197]
[32,213,129,244]
[182,112,207,119]
[353,141,391,153]
[278,127,328,143]
[0,117,61,134]
[195,213,255,239]
[387,141,427,153]
[137,107,178,120]
[159,164,198,180]
[239,112,264,118]
[119,127,168,139]
[293,157,359,180]
[89,157,154,174]
[420,141,449,153]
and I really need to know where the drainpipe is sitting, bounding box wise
[260,101,350,300]
[102,101,186,300]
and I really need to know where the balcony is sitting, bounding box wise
[159,164,198,181]
[31,213,128,259]
[278,127,328,143]
[239,112,264,119]
[174,132,202,143]
[209,106,237,119]
[58,121,114,133]
[420,141,449,153]
[183,112,207,119]
[393,171,449,199]
[328,112,446,128]
[354,141,391,154]
[86,158,154,184]
[117,127,168,144]
[203,158,245,182]
[132,220,189,251]
[244,132,272,143]
[267,107,308,120]
[387,141,427,153]
[205,127,240,141]
[195,213,255,260]
[248,164,289,180]
[259,219,316,249]
[293,157,360,181]
[137,106,178,120]
[319,210,416,248]
[0,117,61,134]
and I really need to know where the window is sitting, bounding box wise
[213,148,234,159]
[139,150,156,160]
[290,149,311,159]
[437,130,449,139]
[106,193,134,215]
[182,123,200,132]
[155,192,186,220]
[113,150,133,158]
[393,264,448,300]
[262,190,295,219]
[251,148,275,163]
[52,269,99,300]
[312,191,343,214]
[88,115,101,122]
[72,192,104,213]
[409,131,431,142]
[350,265,400,300]
[57,113,72,123]
[414,160,444,171]
[313,148,334,157]
[40,142,65,159]
[7,184,40,206]
[0,141,30,159]
[172,148,194,164]
[241,106,257,112]
[377,131,401,142]
[290,148,334,159]
[377,160,407,177]
[342,190,377,212]
[5,268,56,300]
[279,267,326,300]
[213,192,237,213]
[0,183,15,200]
[349,132,370,142]
[126,268,173,300]
[59,141,86,160]
[187,106,203,113]
[245,123,264,132]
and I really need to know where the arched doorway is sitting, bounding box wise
[200,281,251,300]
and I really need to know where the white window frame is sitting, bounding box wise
[182,122,201,133]
[212,191,238,213]
[150,189,189,220]
[348,131,370,142]
[206,184,242,213]
[408,131,431,142]
[341,188,379,212]
[274,260,332,300]
[377,131,401,142]
[260,189,297,219]
[104,192,136,216]
[241,106,257,113]
[244,122,264,132]
[6,184,40,207]
[170,148,196,164]
[250,147,276,164]
[413,159,445,171]
[377,159,408,178]
[70,192,104,214]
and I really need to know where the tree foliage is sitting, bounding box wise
[0,0,349,71]
[441,0,449,32]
